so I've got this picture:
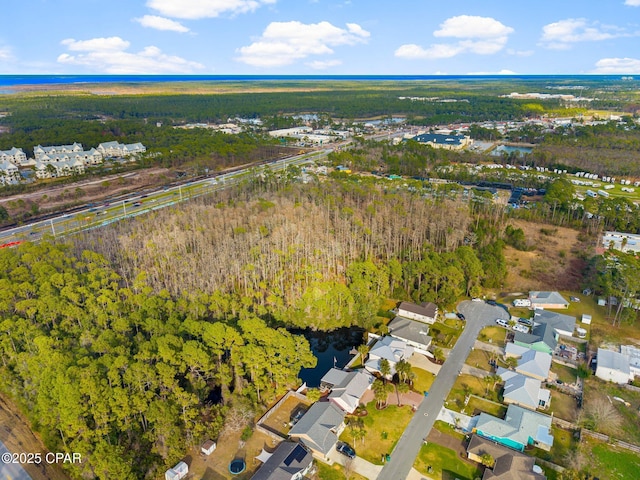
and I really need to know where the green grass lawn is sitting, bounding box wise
[477,326,507,347]
[414,442,483,480]
[465,348,494,371]
[412,367,435,393]
[446,375,498,413]
[430,321,462,348]
[530,426,577,465]
[583,377,640,444]
[315,461,369,480]
[548,389,578,422]
[551,364,578,385]
[586,438,640,480]
[341,403,414,465]
[466,396,506,418]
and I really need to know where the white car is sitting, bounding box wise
[472,298,483,302]
[495,319,509,328]
[512,324,529,333]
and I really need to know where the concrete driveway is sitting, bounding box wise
[377,300,506,480]
[326,447,383,479]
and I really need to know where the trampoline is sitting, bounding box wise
[228,459,246,475]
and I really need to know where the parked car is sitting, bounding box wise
[456,312,465,321]
[132,202,142,207]
[517,318,533,327]
[495,319,509,328]
[486,299,498,306]
[513,324,529,333]
[471,298,483,302]
[336,442,356,459]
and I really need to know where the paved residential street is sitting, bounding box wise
[377,301,508,480]
[0,441,33,480]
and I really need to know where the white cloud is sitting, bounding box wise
[306,59,342,69]
[396,15,513,60]
[0,45,13,61]
[57,37,204,74]
[540,18,629,49]
[236,21,369,67]
[434,15,513,39]
[135,15,190,33]
[593,57,640,73]
[507,49,534,57]
[625,0,640,5]
[147,0,276,20]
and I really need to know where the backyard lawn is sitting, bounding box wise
[315,461,369,480]
[530,426,577,465]
[548,389,578,422]
[414,442,483,480]
[466,395,506,418]
[551,363,578,385]
[340,402,414,465]
[584,438,640,480]
[430,321,462,348]
[477,326,507,347]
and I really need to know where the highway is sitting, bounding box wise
[0,149,330,245]
[377,301,509,480]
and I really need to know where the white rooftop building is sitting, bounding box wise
[596,348,632,384]
[602,231,640,254]
[365,336,413,376]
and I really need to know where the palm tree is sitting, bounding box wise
[357,343,369,362]
[481,453,495,468]
[372,379,388,408]
[379,358,391,381]
[396,382,410,405]
[395,359,411,384]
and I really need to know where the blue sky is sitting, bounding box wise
[1,0,640,75]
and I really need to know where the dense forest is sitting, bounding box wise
[0,242,316,478]
[74,175,507,331]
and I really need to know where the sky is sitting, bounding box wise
[1,0,640,75]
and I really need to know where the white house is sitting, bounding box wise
[596,348,632,384]
[34,143,83,159]
[387,316,432,355]
[365,336,413,376]
[621,345,640,379]
[397,301,438,324]
[320,368,374,413]
[0,147,27,165]
[97,141,146,158]
[0,160,20,185]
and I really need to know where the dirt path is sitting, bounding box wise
[0,393,69,480]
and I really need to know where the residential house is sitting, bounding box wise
[504,345,551,381]
[364,336,414,376]
[320,368,374,414]
[288,402,345,459]
[596,348,632,384]
[397,301,438,324]
[387,316,432,355]
[467,434,546,480]
[528,291,569,310]
[513,310,576,354]
[33,143,84,158]
[0,147,27,165]
[34,158,85,179]
[251,442,313,480]
[497,369,550,410]
[0,160,20,185]
[97,141,146,158]
[474,404,554,452]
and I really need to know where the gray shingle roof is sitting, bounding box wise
[467,435,545,480]
[289,402,345,455]
[398,301,437,319]
[251,442,312,480]
[388,316,432,347]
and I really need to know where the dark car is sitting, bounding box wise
[486,299,497,306]
[456,312,465,320]
[336,442,355,459]
[132,202,142,207]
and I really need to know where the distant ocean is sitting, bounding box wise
[0,74,628,89]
